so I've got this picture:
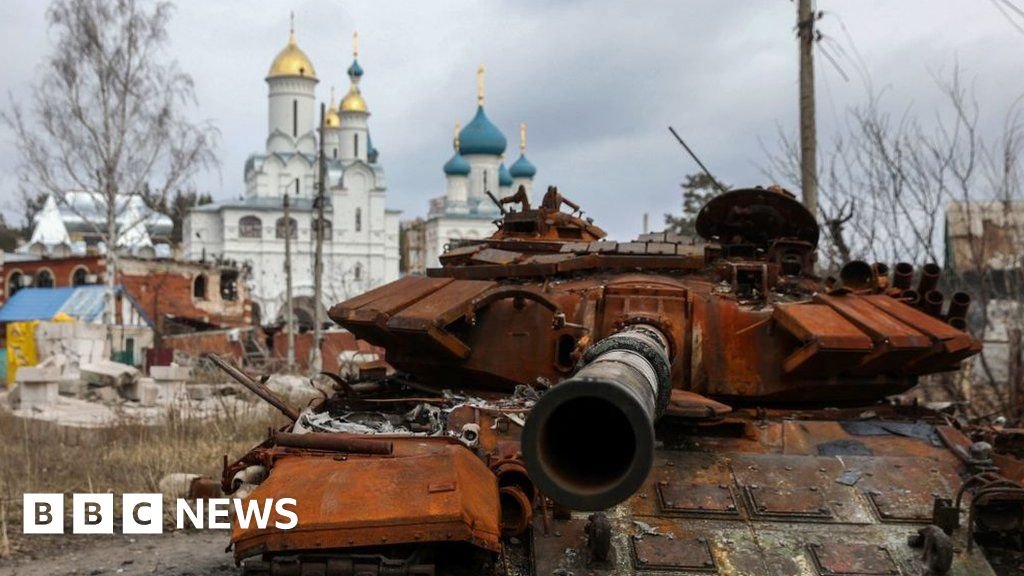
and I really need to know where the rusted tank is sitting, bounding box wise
[219,185,1024,576]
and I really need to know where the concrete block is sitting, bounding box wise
[123,377,160,406]
[139,381,159,407]
[155,380,188,404]
[15,366,55,383]
[58,377,83,396]
[158,473,201,499]
[150,364,191,381]
[80,360,139,388]
[19,380,59,410]
[92,385,119,403]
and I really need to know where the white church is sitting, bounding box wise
[184,26,400,326]
[403,66,538,275]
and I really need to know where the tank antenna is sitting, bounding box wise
[667,126,727,194]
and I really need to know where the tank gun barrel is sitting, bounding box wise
[522,324,672,511]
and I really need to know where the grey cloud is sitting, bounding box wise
[1,0,1022,241]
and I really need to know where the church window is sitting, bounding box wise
[355,208,362,232]
[276,216,298,239]
[354,134,359,157]
[71,267,89,286]
[239,216,262,238]
[36,269,55,288]
[313,218,332,240]
[354,263,362,281]
[333,148,338,159]
[292,100,298,137]
[193,274,208,300]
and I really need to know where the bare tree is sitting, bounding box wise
[764,66,1024,418]
[4,0,217,353]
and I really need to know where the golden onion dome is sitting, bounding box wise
[325,106,341,128]
[324,88,341,128]
[340,86,368,113]
[267,30,317,80]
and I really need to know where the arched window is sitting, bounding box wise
[220,270,239,301]
[333,147,338,159]
[354,263,362,281]
[7,271,24,297]
[292,99,298,137]
[276,217,298,239]
[312,218,332,241]
[355,208,362,232]
[354,134,360,158]
[71,267,89,286]
[239,215,262,238]
[36,269,55,288]
[193,274,208,300]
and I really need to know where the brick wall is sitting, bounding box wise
[272,330,382,373]
[162,328,249,360]
[0,255,251,330]
[0,254,103,305]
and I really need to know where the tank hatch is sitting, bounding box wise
[695,186,819,247]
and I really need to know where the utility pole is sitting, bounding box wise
[283,191,295,372]
[797,0,818,218]
[311,103,327,374]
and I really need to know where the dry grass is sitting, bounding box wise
[0,399,287,558]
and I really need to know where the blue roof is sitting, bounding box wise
[443,152,471,176]
[459,106,507,156]
[509,153,536,178]
[499,163,513,186]
[0,285,150,325]
[348,59,363,78]
[0,287,76,322]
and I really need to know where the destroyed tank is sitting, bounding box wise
[218,185,1024,576]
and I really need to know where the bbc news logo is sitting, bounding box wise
[23,494,298,534]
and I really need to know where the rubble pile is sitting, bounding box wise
[1,355,255,428]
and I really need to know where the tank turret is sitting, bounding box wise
[213,185,1024,576]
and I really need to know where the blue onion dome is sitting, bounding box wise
[367,131,379,163]
[458,106,507,155]
[509,154,536,178]
[347,59,363,79]
[443,152,471,176]
[499,163,513,186]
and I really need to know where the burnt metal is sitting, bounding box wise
[272,431,393,455]
[839,260,875,291]
[522,324,670,511]
[241,553,436,576]
[658,482,740,517]
[807,543,900,575]
[893,262,914,290]
[206,353,299,421]
[632,534,716,572]
[695,187,819,246]
[948,291,971,321]
[918,262,942,295]
[584,512,612,562]
[217,185,1022,575]
[923,290,945,317]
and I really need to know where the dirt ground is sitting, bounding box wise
[0,530,238,576]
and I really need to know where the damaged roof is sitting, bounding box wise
[0,285,151,326]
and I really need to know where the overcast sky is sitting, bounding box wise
[1,0,1022,240]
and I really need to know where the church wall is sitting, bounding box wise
[267,77,317,155]
[464,154,500,201]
